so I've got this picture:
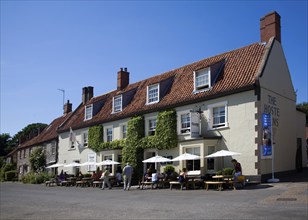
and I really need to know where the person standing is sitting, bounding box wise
[101,167,112,190]
[123,163,133,191]
[231,159,242,181]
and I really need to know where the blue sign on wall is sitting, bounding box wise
[262,113,272,157]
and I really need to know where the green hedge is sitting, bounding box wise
[21,172,51,184]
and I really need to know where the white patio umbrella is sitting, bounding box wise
[46,163,63,169]
[171,152,200,161]
[142,155,172,163]
[63,162,81,167]
[97,159,120,166]
[205,150,241,158]
[205,150,241,169]
[80,161,99,166]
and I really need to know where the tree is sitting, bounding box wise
[297,102,308,124]
[29,148,46,173]
[0,133,14,157]
[11,123,48,145]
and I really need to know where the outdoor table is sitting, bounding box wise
[82,177,93,187]
[67,177,77,186]
[205,175,224,191]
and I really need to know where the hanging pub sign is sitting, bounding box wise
[88,153,96,171]
[261,113,272,158]
[190,112,200,139]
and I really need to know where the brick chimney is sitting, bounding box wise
[117,67,129,90]
[64,100,72,114]
[82,86,94,104]
[260,11,281,43]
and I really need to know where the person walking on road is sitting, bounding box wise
[101,167,112,190]
[123,163,133,191]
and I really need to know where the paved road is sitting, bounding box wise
[0,173,307,220]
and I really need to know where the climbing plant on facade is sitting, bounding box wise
[155,109,178,149]
[88,125,104,152]
[122,115,144,184]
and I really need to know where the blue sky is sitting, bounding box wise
[1,1,307,136]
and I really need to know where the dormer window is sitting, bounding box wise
[113,95,122,113]
[85,104,93,120]
[147,84,159,104]
[194,68,211,92]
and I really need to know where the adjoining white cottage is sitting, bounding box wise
[57,11,306,182]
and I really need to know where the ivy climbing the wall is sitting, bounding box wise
[122,115,144,184]
[88,125,104,152]
[88,125,126,152]
[88,109,178,183]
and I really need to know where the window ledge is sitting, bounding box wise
[146,100,160,105]
[112,110,122,114]
[193,87,211,94]
[208,124,229,131]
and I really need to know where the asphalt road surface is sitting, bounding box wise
[1,173,307,220]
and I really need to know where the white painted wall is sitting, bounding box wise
[258,40,299,174]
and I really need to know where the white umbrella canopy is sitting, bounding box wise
[63,162,81,167]
[171,153,200,161]
[205,150,241,158]
[142,155,172,163]
[80,161,98,166]
[97,159,120,166]
[46,163,63,169]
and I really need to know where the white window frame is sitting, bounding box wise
[113,95,122,113]
[208,101,228,130]
[185,146,201,171]
[70,139,76,149]
[193,68,211,93]
[84,104,93,120]
[82,132,88,148]
[105,127,113,142]
[121,124,127,139]
[148,118,157,136]
[180,113,191,134]
[51,144,56,155]
[147,84,160,104]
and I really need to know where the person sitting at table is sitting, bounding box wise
[231,159,242,182]
[151,169,159,189]
[91,171,99,181]
[115,167,122,186]
[58,170,65,181]
[178,168,188,183]
[101,167,112,190]
[77,171,84,180]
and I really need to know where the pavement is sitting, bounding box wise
[0,168,307,220]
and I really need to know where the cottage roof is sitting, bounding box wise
[58,41,269,132]
[18,112,73,149]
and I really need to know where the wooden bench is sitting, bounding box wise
[141,181,155,189]
[92,181,102,188]
[204,181,224,191]
[45,179,57,187]
[169,181,184,190]
[75,180,86,187]
[60,180,70,187]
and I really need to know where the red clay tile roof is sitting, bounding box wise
[18,112,73,149]
[59,42,267,132]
